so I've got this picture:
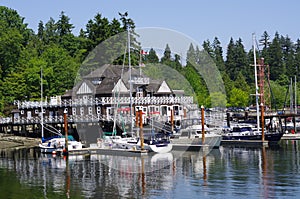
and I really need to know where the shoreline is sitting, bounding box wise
[0,133,40,149]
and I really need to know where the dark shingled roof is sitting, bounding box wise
[95,77,120,94]
[63,64,175,97]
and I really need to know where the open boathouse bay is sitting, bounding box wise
[0,140,299,198]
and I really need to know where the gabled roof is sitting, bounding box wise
[157,80,172,94]
[145,80,162,94]
[112,79,129,94]
[72,79,95,96]
[83,64,119,79]
[95,76,120,94]
[63,64,176,97]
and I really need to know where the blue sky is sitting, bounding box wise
[2,0,300,52]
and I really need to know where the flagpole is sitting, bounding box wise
[139,49,142,76]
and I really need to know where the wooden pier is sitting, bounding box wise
[221,140,269,147]
[281,133,300,140]
[67,146,149,157]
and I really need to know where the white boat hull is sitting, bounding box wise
[39,137,83,154]
[104,136,172,153]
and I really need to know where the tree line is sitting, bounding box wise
[0,6,298,116]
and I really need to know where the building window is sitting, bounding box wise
[96,106,101,115]
[88,107,93,115]
[80,107,84,115]
[83,95,88,103]
[136,87,143,98]
[27,111,32,119]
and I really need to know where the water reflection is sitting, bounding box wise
[0,141,300,198]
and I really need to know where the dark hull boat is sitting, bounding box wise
[221,125,283,143]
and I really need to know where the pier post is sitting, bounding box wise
[138,110,144,150]
[171,110,174,132]
[261,103,265,142]
[64,110,69,155]
[201,105,205,144]
[226,112,230,128]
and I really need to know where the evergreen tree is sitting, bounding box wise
[281,35,295,78]
[294,39,300,77]
[268,32,284,81]
[259,31,271,62]
[235,38,250,82]
[212,37,225,72]
[147,48,159,63]
[225,38,236,80]
[161,44,172,64]
[234,71,250,93]
[37,21,44,40]
[186,43,196,66]
[202,39,213,57]
[85,13,110,50]
[44,17,58,44]
[56,11,74,37]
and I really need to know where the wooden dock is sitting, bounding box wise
[67,147,149,157]
[221,140,269,147]
[281,133,300,140]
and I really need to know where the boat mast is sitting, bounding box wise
[290,78,293,113]
[128,26,133,133]
[40,66,44,139]
[295,75,297,115]
[252,34,260,132]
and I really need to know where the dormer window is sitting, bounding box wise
[136,87,143,98]
[92,78,102,85]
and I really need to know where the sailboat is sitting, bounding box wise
[99,27,172,153]
[38,67,82,154]
[221,34,283,143]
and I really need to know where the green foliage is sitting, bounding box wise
[2,5,300,115]
[269,80,287,109]
[142,62,197,103]
[207,92,227,108]
[146,48,159,63]
[0,7,137,115]
[228,87,249,107]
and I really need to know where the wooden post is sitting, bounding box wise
[64,110,69,154]
[201,105,205,144]
[139,110,144,150]
[226,112,230,128]
[171,109,174,132]
[135,110,139,128]
[261,103,265,142]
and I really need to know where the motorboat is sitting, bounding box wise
[221,124,283,143]
[170,124,222,150]
[39,135,83,154]
[98,135,173,153]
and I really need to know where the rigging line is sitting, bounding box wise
[282,84,290,113]
[266,75,277,111]
[112,39,129,135]
[254,37,262,57]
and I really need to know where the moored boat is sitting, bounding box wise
[170,125,222,150]
[100,134,173,153]
[221,124,283,143]
[39,135,83,154]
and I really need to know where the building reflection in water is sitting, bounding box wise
[1,142,300,198]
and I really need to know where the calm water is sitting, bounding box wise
[0,140,300,199]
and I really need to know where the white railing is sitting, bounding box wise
[0,117,11,124]
[7,114,102,124]
[15,96,194,109]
